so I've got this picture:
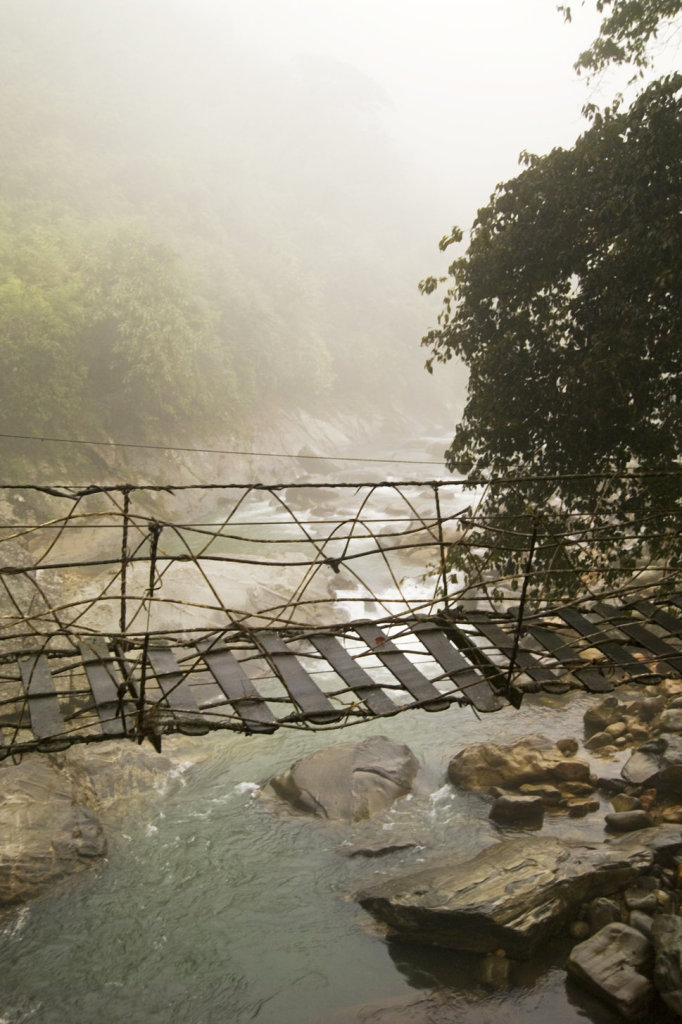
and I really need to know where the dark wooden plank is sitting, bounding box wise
[308,633,397,716]
[526,625,615,692]
[591,602,682,676]
[353,622,450,711]
[468,614,563,689]
[257,632,343,723]
[630,600,682,637]
[555,607,660,683]
[410,620,502,712]
[196,639,278,733]
[79,639,130,736]
[147,647,210,735]
[18,654,70,751]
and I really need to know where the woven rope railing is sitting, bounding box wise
[0,476,680,757]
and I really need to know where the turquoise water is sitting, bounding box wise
[0,693,628,1024]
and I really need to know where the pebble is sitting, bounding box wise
[611,794,641,813]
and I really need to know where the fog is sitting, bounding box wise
[0,0,615,471]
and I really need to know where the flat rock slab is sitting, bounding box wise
[567,923,653,1020]
[357,836,638,959]
[260,735,419,822]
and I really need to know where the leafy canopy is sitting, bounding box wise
[422,2,682,602]
[559,0,682,77]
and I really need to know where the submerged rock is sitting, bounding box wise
[260,735,419,822]
[356,836,638,959]
[567,923,654,1020]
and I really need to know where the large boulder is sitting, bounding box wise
[260,736,419,823]
[567,923,654,1020]
[0,759,106,906]
[0,740,174,907]
[447,734,590,791]
[357,836,638,959]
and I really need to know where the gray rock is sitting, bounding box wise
[629,695,666,723]
[611,794,641,813]
[621,736,682,794]
[478,951,510,987]
[607,824,682,865]
[587,896,622,932]
[0,740,174,907]
[605,810,654,832]
[629,910,654,938]
[260,736,419,822]
[567,797,600,818]
[624,887,659,914]
[489,794,544,827]
[661,709,682,734]
[567,923,654,1020]
[0,760,106,906]
[357,836,639,959]
[652,914,682,1016]
[581,729,614,753]
[584,696,622,738]
[339,840,420,859]
[519,783,562,804]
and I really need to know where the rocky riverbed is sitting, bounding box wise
[256,680,682,1021]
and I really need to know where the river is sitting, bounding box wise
[0,428,630,1024]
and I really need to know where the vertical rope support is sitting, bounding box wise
[505,516,538,694]
[119,487,131,638]
[136,521,162,743]
[433,483,449,611]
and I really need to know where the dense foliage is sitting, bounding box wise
[422,1,682,601]
[560,0,682,76]
[0,0,445,474]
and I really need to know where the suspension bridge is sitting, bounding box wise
[0,477,680,758]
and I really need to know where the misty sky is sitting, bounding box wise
[221,0,613,233]
[0,0,641,458]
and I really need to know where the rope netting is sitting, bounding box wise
[0,474,680,755]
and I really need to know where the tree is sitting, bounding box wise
[421,9,682,603]
[560,0,682,78]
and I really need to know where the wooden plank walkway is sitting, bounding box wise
[2,595,682,758]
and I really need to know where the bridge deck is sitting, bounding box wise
[2,594,681,758]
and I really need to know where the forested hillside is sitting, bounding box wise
[0,0,453,474]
